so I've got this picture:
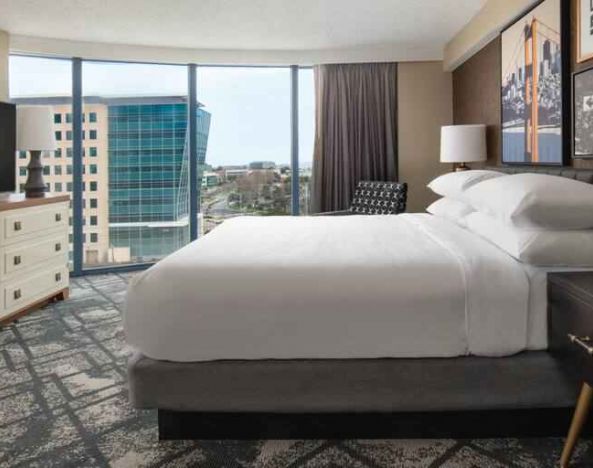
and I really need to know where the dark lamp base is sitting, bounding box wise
[24,150,47,198]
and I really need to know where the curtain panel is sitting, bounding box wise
[311,63,398,213]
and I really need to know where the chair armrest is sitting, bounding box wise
[312,210,353,216]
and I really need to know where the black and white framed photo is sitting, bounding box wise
[501,0,570,165]
[577,0,593,63]
[573,67,593,158]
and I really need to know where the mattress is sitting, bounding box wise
[124,213,539,362]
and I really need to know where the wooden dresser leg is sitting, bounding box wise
[561,383,593,468]
[59,288,70,301]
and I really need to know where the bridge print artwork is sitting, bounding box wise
[501,0,563,165]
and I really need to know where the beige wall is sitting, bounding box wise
[0,30,8,102]
[398,62,453,213]
[443,0,538,71]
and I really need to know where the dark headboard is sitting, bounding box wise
[485,166,593,185]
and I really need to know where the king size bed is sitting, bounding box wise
[125,166,593,439]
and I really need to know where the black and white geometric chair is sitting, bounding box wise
[318,181,407,216]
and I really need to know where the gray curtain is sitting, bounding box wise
[311,63,398,213]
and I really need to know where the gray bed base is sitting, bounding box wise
[129,351,576,413]
[128,350,584,439]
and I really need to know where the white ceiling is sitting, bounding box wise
[0,0,486,59]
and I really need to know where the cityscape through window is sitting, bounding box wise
[9,56,74,267]
[9,56,314,271]
[298,68,314,215]
[82,61,193,267]
[197,67,290,234]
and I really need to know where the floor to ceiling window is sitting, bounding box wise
[298,68,314,215]
[9,56,74,266]
[81,61,194,267]
[197,67,291,235]
[9,56,314,273]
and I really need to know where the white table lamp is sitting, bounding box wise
[16,106,57,198]
[440,124,487,172]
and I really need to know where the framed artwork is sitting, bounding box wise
[501,0,569,165]
[577,0,593,63]
[573,67,593,158]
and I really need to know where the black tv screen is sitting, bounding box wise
[0,102,16,192]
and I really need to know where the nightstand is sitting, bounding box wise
[548,272,593,467]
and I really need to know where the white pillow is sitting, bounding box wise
[427,197,474,226]
[427,170,503,200]
[465,212,593,266]
[464,173,593,230]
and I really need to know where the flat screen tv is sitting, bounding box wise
[0,102,16,192]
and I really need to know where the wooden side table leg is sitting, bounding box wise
[561,383,593,468]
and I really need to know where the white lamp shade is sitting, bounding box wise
[440,124,486,163]
[16,106,57,151]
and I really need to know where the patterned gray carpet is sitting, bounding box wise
[1,273,592,467]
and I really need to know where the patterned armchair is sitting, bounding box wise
[318,181,407,216]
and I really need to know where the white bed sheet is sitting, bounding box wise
[124,214,536,362]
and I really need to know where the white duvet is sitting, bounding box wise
[125,214,535,362]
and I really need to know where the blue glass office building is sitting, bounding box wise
[105,97,211,262]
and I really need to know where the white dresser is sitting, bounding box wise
[0,193,70,325]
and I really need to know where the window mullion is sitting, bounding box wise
[188,64,198,240]
[72,58,84,276]
[291,65,299,215]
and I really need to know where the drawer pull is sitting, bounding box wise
[14,221,22,231]
[568,334,593,355]
[13,289,21,300]
[55,243,62,252]
[13,255,21,266]
[55,213,62,222]
[55,272,62,282]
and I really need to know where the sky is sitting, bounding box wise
[9,56,315,167]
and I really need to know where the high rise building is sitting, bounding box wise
[104,96,210,263]
[14,96,210,266]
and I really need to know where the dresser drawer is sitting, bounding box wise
[1,202,68,244]
[2,264,68,315]
[1,234,68,279]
